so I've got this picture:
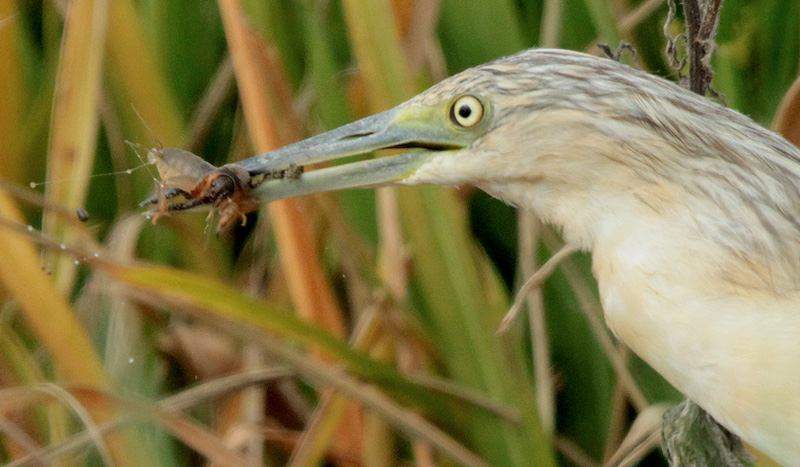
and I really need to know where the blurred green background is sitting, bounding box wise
[0,0,796,465]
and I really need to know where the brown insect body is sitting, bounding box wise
[144,148,304,232]
[142,147,213,223]
[190,164,261,231]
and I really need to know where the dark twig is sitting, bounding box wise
[598,41,640,67]
[664,0,726,103]
[660,2,749,466]
[683,0,724,99]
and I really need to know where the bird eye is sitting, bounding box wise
[450,95,484,128]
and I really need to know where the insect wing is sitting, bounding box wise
[148,148,216,189]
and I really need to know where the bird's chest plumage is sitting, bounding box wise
[498,143,800,463]
[591,230,800,465]
[590,232,707,387]
[592,238,714,386]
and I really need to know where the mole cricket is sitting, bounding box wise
[140,147,303,232]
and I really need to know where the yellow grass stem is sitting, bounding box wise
[341,0,414,108]
[338,3,415,464]
[0,326,71,460]
[106,0,185,146]
[0,192,133,466]
[42,0,108,290]
[0,0,25,182]
[217,0,363,461]
[340,1,555,464]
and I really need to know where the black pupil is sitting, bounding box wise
[458,105,472,119]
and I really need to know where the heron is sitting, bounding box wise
[152,48,800,464]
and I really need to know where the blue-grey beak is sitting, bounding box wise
[142,102,480,213]
[233,107,467,202]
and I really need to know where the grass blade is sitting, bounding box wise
[42,0,109,290]
[340,0,555,464]
[0,193,135,466]
[217,0,365,459]
[98,259,460,419]
[0,0,24,183]
[106,0,185,146]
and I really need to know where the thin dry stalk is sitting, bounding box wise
[0,417,47,467]
[604,404,667,467]
[187,56,236,153]
[618,0,665,35]
[516,214,554,434]
[406,375,520,423]
[602,375,632,462]
[0,179,97,231]
[500,242,580,334]
[36,384,114,467]
[540,228,648,411]
[6,370,296,467]
[401,0,446,80]
[288,389,355,467]
[553,435,600,467]
[129,280,489,467]
[376,186,409,301]
[231,221,274,467]
[0,11,14,28]
[586,0,665,54]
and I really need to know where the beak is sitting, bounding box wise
[234,107,465,202]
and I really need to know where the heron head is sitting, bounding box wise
[237,47,783,252]
[237,49,649,207]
